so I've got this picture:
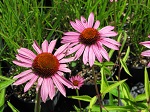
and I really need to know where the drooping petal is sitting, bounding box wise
[13,61,32,68]
[52,75,66,97]
[36,77,43,92]
[67,44,82,55]
[81,16,88,28]
[88,12,94,28]
[24,75,38,92]
[102,38,120,46]
[54,43,70,56]
[41,79,49,103]
[54,74,73,88]
[16,54,33,64]
[17,48,36,60]
[89,46,95,67]
[64,32,80,36]
[32,41,42,54]
[100,31,118,37]
[70,21,82,33]
[56,71,64,76]
[93,20,100,29]
[92,45,103,62]
[74,44,85,60]
[58,64,67,69]
[98,44,110,61]
[58,67,71,73]
[83,46,89,65]
[42,40,48,52]
[59,57,74,63]
[140,41,150,49]
[100,39,119,50]
[13,73,35,85]
[48,39,57,53]
[47,78,55,100]
[13,69,32,79]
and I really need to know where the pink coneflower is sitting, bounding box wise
[13,40,73,102]
[110,0,117,2]
[61,12,120,67]
[69,75,84,89]
[140,35,150,67]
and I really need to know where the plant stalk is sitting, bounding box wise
[92,66,102,112]
[76,89,82,111]
[34,88,41,112]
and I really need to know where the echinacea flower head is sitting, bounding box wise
[69,75,84,89]
[61,12,120,67]
[13,39,73,102]
[110,0,117,2]
[140,35,150,67]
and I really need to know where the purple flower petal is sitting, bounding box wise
[48,39,57,53]
[89,46,95,67]
[18,48,36,60]
[32,41,42,54]
[54,74,73,88]
[13,61,32,68]
[13,73,35,85]
[93,20,100,29]
[42,40,48,52]
[141,50,150,57]
[16,54,33,64]
[64,32,80,36]
[36,77,43,92]
[70,21,82,33]
[140,41,150,49]
[74,44,85,60]
[24,75,38,92]
[88,12,94,28]
[52,75,66,97]
[81,16,88,28]
[13,69,32,79]
[92,45,103,62]
[41,78,49,103]
[48,78,55,100]
[83,46,89,65]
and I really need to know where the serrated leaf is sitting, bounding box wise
[102,79,127,95]
[68,95,92,102]
[120,59,131,76]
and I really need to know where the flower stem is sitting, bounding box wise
[92,66,102,112]
[76,89,82,111]
[34,88,41,112]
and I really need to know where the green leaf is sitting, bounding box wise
[0,80,14,91]
[144,67,150,102]
[134,94,146,102]
[123,46,130,62]
[100,67,109,98]
[120,59,131,76]
[0,75,14,81]
[7,101,20,112]
[68,95,92,102]
[0,89,5,112]
[89,96,97,109]
[102,79,127,95]
[91,105,137,111]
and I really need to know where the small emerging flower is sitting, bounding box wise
[69,75,84,89]
[110,0,117,2]
[13,40,73,102]
[61,12,120,67]
[140,35,150,67]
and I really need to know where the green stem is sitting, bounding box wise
[113,0,117,30]
[76,89,82,111]
[34,88,41,112]
[92,66,102,112]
